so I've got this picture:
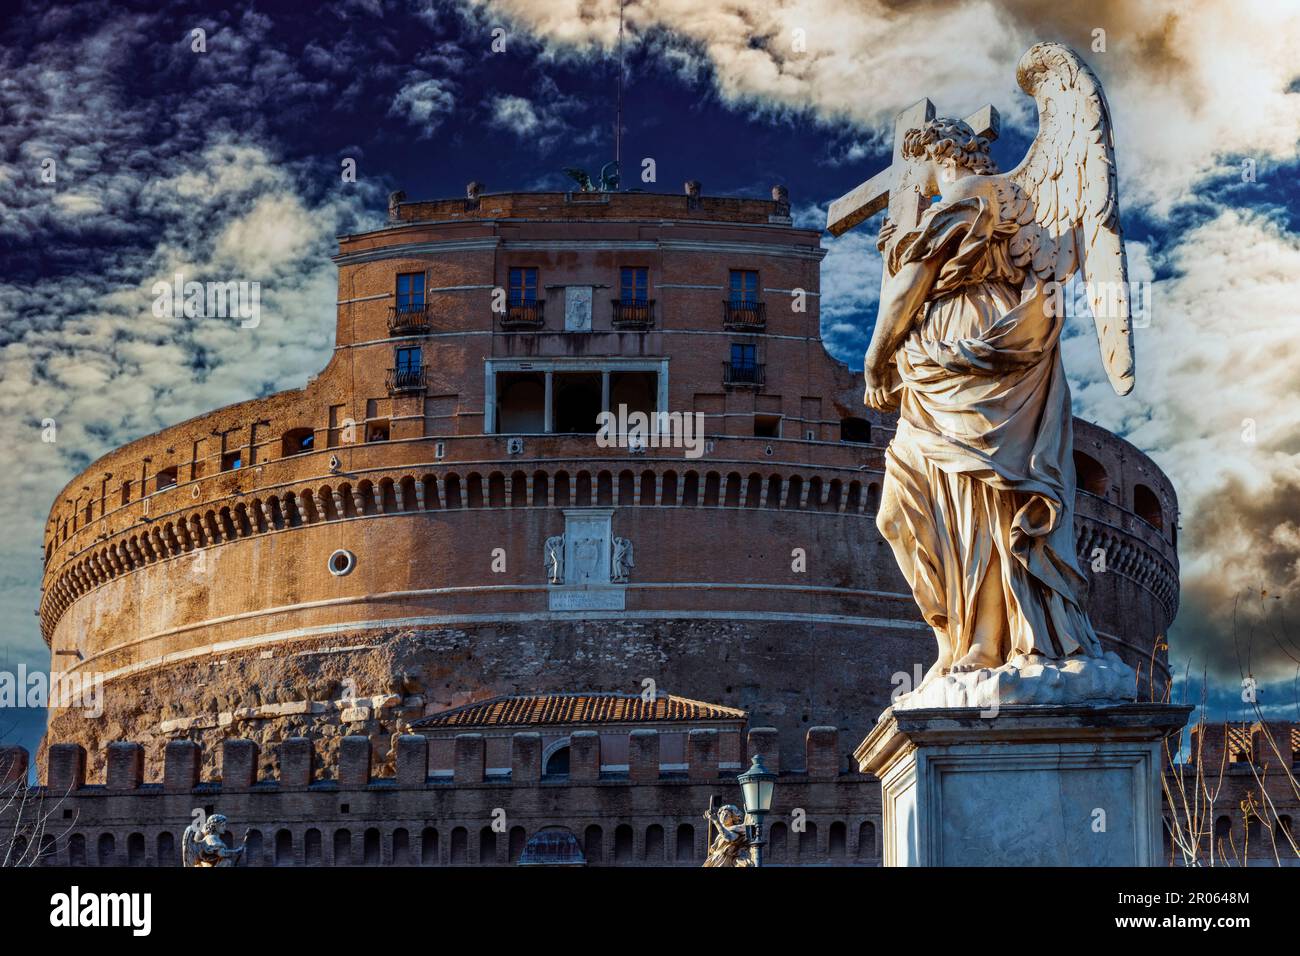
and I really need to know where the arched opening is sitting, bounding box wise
[1134,483,1163,529]
[644,824,665,862]
[584,825,603,865]
[420,827,439,865]
[363,827,381,865]
[675,823,694,863]
[614,824,634,862]
[544,744,570,777]
[127,832,145,866]
[1073,450,1108,496]
[703,472,721,506]
[828,821,847,857]
[857,821,876,860]
[798,821,818,859]
[332,829,352,866]
[450,827,468,864]
[155,831,174,867]
[304,828,322,866]
[866,482,880,513]
[281,427,315,457]
[392,828,410,866]
[275,828,293,866]
[508,826,527,863]
[769,822,788,862]
[479,826,497,864]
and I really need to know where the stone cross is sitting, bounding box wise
[826,99,1000,238]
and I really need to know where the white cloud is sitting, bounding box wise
[389,73,457,137]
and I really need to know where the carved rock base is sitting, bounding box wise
[893,650,1139,710]
[855,703,1190,867]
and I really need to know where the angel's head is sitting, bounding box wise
[901,117,998,191]
[201,813,228,836]
[718,804,747,828]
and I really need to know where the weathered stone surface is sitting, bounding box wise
[856,703,1191,867]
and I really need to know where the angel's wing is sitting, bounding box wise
[1007,42,1134,396]
[181,824,199,867]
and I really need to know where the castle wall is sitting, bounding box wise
[4,727,882,867]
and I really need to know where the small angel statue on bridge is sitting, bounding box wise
[702,804,756,867]
[182,813,248,867]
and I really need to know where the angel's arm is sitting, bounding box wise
[864,257,941,378]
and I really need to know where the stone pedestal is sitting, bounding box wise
[855,703,1190,867]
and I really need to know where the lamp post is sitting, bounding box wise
[736,753,776,867]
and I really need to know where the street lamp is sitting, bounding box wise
[736,753,777,867]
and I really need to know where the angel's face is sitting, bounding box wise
[897,155,941,203]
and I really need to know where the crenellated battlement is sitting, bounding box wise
[1,726,882,867]
[25,723,847,791]
[1185,720,1300,771]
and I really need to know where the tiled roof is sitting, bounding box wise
[411,693,747,729]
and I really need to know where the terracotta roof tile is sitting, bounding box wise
[411,693,746,729]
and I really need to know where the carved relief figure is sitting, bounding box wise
[860,43,1135,693]
[544,535,564,584]
[611,537,634,583]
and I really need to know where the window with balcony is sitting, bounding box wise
[725,269,764,329]
[620,267,647,302]
[396,272,425,310]
[390,272,429,334]
[613,266,653,328]
[396,346,421,372]
[502,267,543,327]
[387,346,426,393]
[509,267,538,305]
[724,343,763,386]
[221,451,241,472]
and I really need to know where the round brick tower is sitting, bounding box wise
[38,186,1180,780]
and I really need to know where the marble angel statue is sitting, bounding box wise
[182,813,247,867]
[702,804,756,867]
[861,43,1138,705]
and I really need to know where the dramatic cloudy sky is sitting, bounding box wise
[1,0,1298,753]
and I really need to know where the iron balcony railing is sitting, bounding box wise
[611,298,655,329]
[500,300,545,329]
[722,361,765,387]
[386,365,428,394]
[388,303,431,335]
[723,299,766,330]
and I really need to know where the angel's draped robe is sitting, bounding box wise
[879,176,1102,663]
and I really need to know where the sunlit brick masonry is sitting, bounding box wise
[20,184,1180,865]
